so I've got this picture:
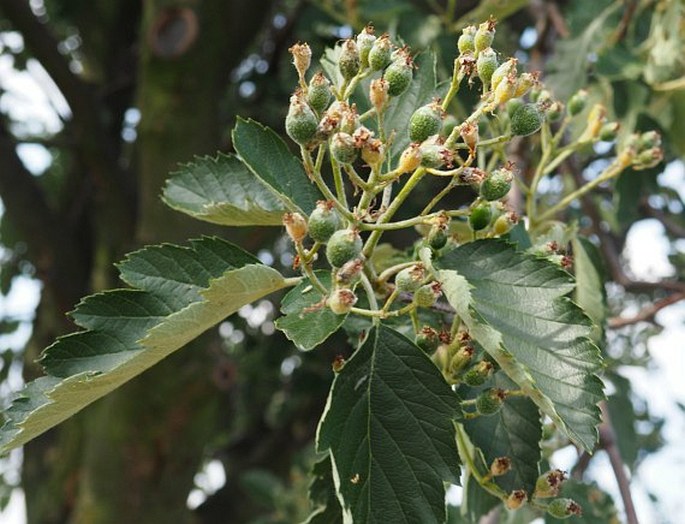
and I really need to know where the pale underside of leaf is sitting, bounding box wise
[0,238,288,453]
[430,240,604,452]
[317,325,460,524]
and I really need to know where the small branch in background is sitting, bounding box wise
[599,403,639,524]
[608,292,685,329]
[571,403,639,524]
[571,449,592,480]
[546,1,569,38]
[613,0,639,43]
[640,201,685,239]
[565,160,685,294]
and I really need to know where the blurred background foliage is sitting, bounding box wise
[0,0,682,522]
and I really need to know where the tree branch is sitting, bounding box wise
[640,201,685,239]
[608,292,685,328]
[565,161,685,294]
[599,403,639,524]
[0,0,135,234]
[0,120,87,312]
[0,0,95,124]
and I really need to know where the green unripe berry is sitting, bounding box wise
[285,93,318,145]
[395,264,426,292]
[308,201,341,243]
[510,103,544,136]
[338,39,360,80]
[356,25,376,68]
[599,122,620,142]
[414,282,441,308]
[546,498,582,519]
[476,47,498,87]
[449,344,474,376]
[409,102,444,142]
[506,97,524,117]
[326,229,363,267]
[427,223,449,250]
[307,72,332,113]
[480,168,513,201]
[534,469,566,498]
[384,52,413,96]
[475,388,505,416]
[330,132,358,164]
[420,143,450,169]
[462,360,494,386]
[458,26,476,54]
[545,100,564,122]
[369,34,393,71]
[567,89,588,116]
[328,288,357,315]
[415,326,440,354]
[474,18,496,53]
[638,130,661,150]
[442,114,458,138]
[469,203,493,231]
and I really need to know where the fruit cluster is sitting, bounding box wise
[278,19,663,517]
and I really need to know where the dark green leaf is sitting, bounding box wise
[434,240,604,452]
[163,153,289,226]
[304,454,343,524]
[276,272,346,351]
[462,372,542,494]
[605,373,638,470]
[233,118,322,215]
[317,325,461,523]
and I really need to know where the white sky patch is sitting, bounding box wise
[16,143,52,175]
[623,219,675,280]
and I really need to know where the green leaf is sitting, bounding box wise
[316,325,460,523]
[462,474,500,524]
[546,2,621,98]
[383,51,437,161]
[162,153,289,226]
[544,480,618,524]
[0,237,290,453]
[304,454,343,524]
[572,237,607,342]
[462,372,542,494]
[432,240,604,452]
[276,272,346,351]
[605,373,638,470]
[233,118,322,215]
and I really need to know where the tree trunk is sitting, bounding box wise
[12,1,274,522]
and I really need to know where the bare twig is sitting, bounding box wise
[613,0,639,43]
[599,403,639,524]
[640,201,685,239]
[609,292,685,328]
[565,160,685,294]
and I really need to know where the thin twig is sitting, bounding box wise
[608,292,685,328]
[599,403,639,524]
